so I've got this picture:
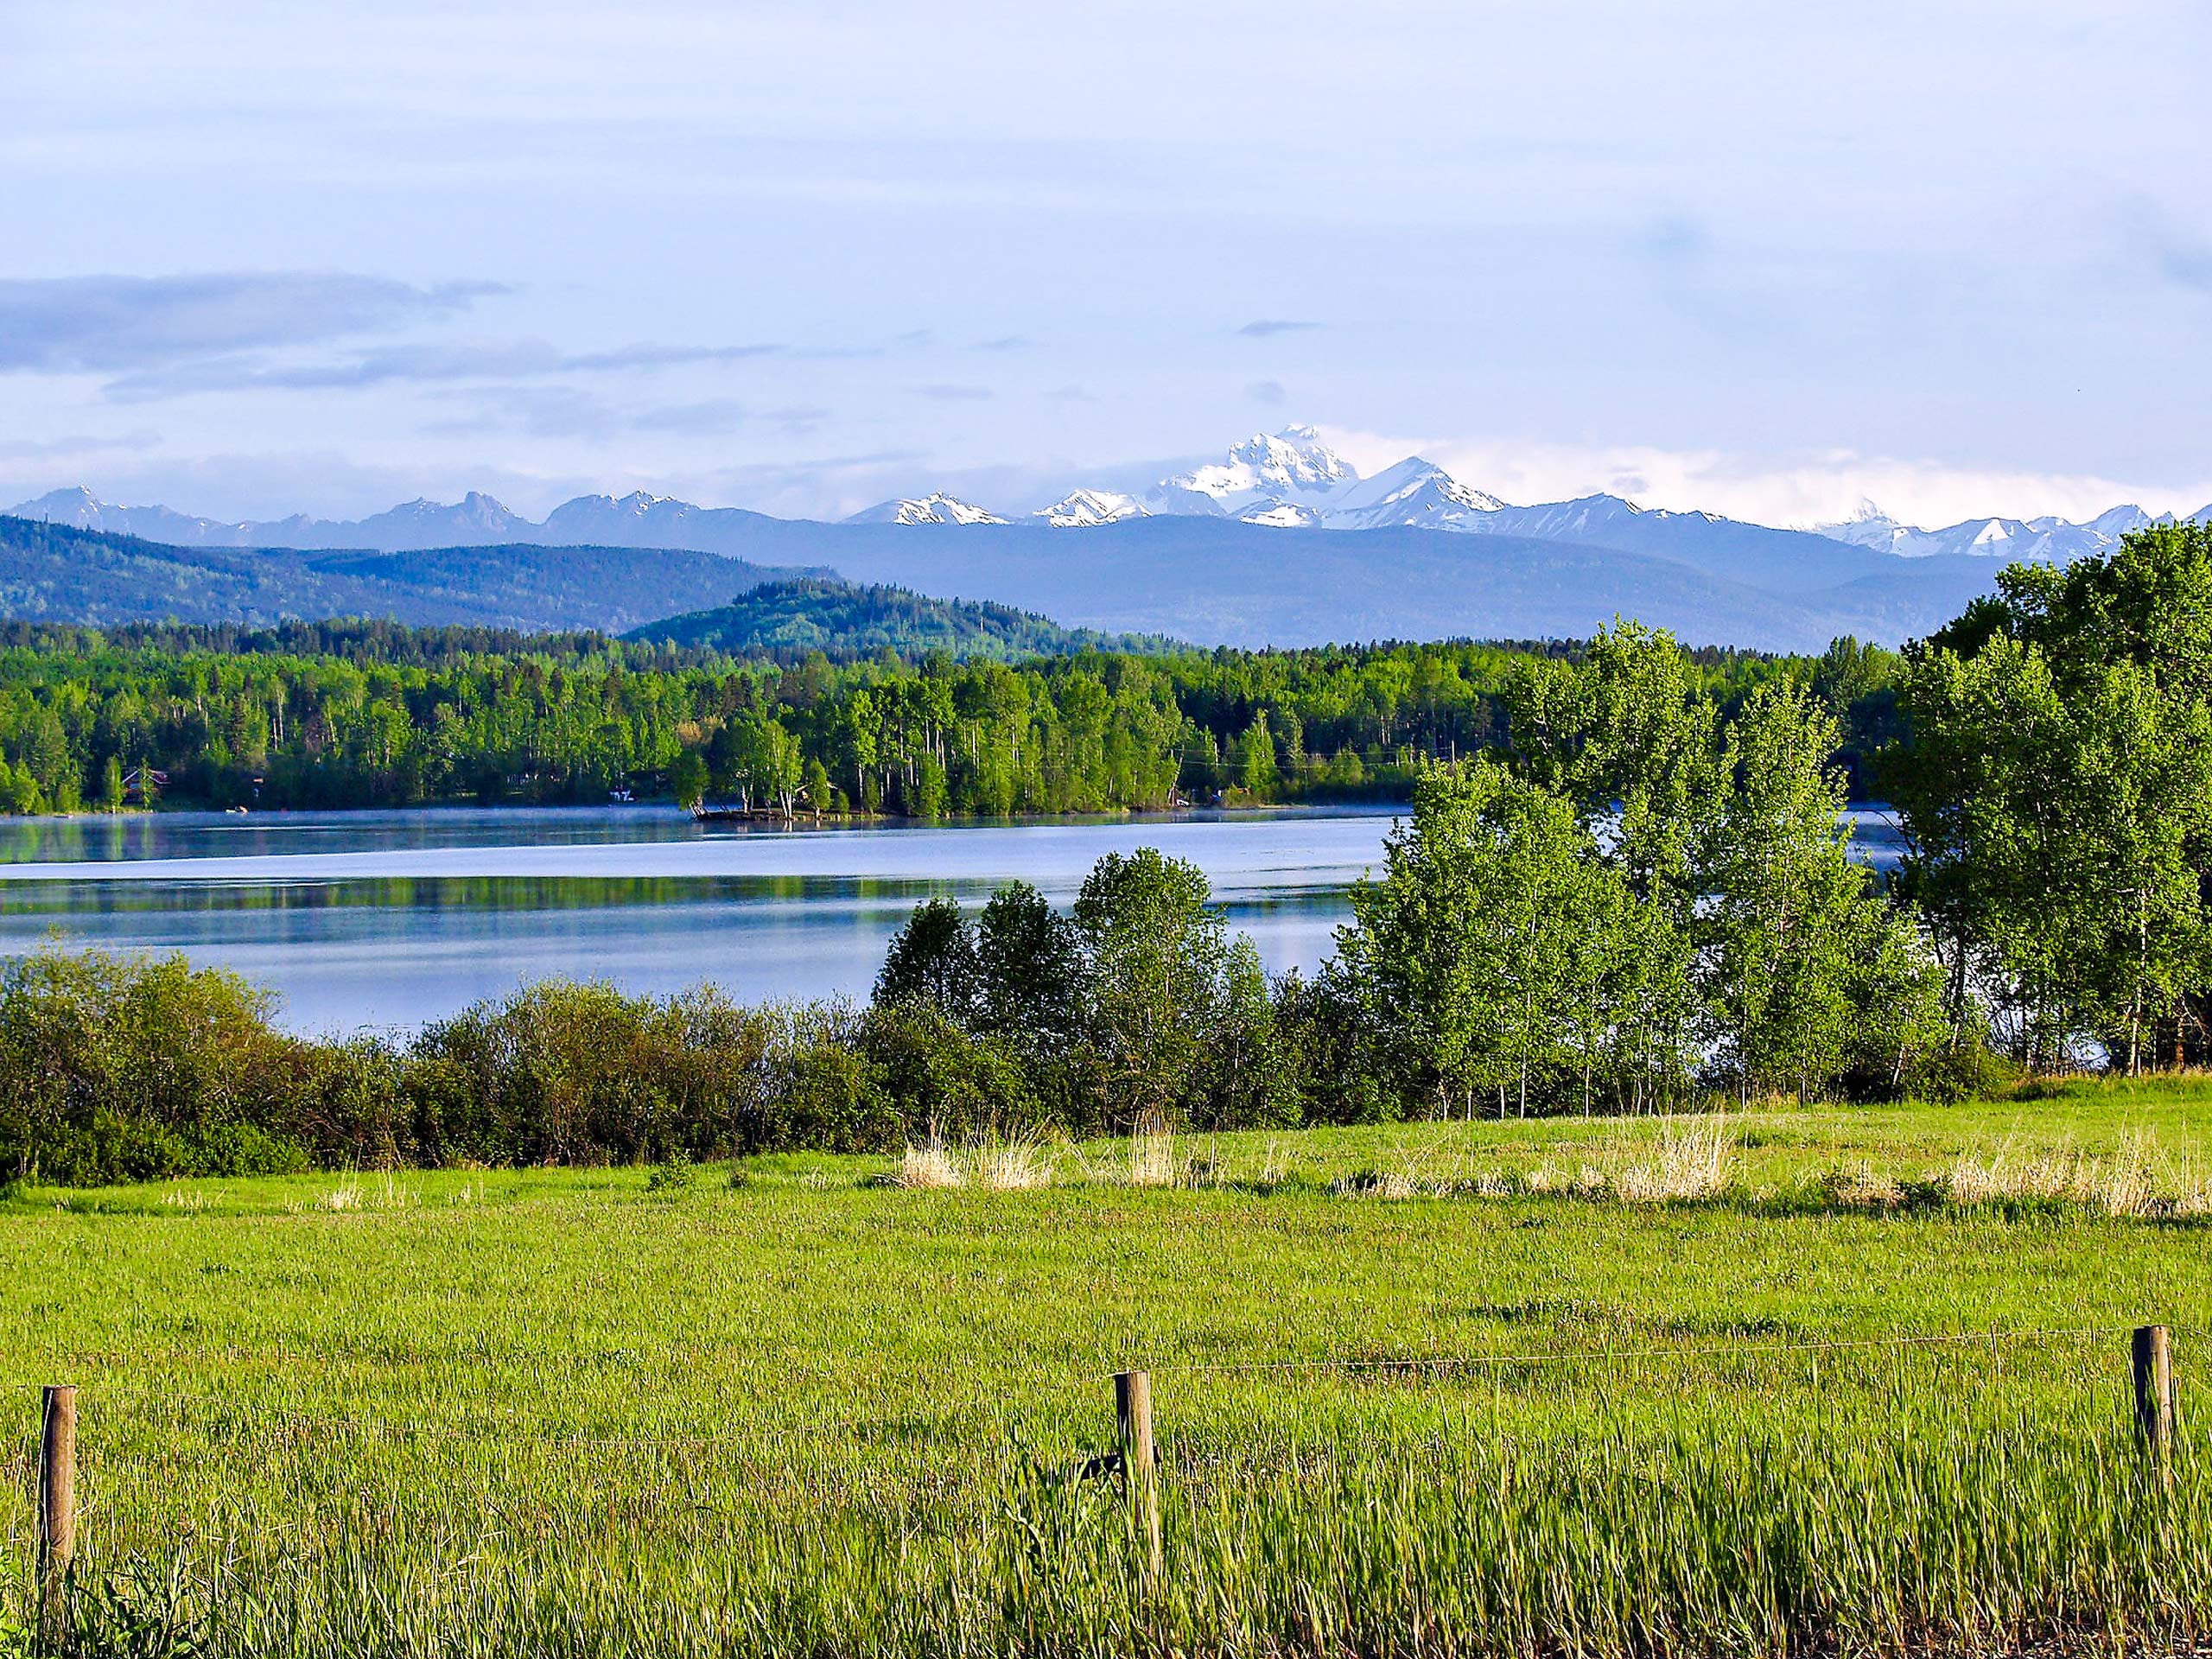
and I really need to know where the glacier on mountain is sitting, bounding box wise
[1146,424,1359,518]
[845,493,1007,526]
[1034,489,1150,527]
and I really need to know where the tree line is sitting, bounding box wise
[0,623,1873,818]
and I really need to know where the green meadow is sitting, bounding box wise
[4,1084,2210,1656]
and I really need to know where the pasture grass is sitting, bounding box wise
[3,1084,2210,1655]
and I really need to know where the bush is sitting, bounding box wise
[860,1004,1041,1141]
[1902,1039,2024,1105]
[0,948,315,1185]
[409,981,779,1165]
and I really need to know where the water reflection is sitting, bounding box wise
[0,804,1903,1037]
[0,809,1387,1034]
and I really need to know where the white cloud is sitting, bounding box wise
[1317,426,2212,531]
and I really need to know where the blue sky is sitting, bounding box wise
[1,0,2208,526]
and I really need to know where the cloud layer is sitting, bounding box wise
[0,273,499,373]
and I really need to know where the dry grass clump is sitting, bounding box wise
[970,1135,1052,1191]
[318,1181,364,1212]
[894,1132,1053,1192]
[1125,1112,1179,1187]
[1325,1128,1742,1206]
[1948,1131,2210,1217]
[1603,1116,1737,1203]
[896,1137,968,1190]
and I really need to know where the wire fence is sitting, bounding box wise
[4,1320,2186,1463]
[1134,1322,2166,1377]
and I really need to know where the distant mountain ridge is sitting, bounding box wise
[1809,499,2204,563]
[12,426,2211,652]
[22,427,2205,564]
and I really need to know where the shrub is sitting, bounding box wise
[860,1003,1041,1141]
[0,947,315,1185]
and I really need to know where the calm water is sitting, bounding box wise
[0,805,1905,1036]
[0,809,1400,1035]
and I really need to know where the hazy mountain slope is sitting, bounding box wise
[765,518,1941,652]
[0,506,2008,650]
[0,517,818,632]
[1481,499,1910,594]
[628,577,1182,661]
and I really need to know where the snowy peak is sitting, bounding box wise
[1808,501,2179,562]
[2088,503,2162,537]
[551,490,676,524]
[1815,501,1910,553]
[1034,488,1149,527]
[1147,424,1358,515]
[1325,457,1507,531]
[846,493,1007,526]
[543,491,709,541]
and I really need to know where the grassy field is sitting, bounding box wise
[3,1082,2210,1656]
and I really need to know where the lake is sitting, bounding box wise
[0,804,1906,1037]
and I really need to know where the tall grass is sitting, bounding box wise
[20,1388,2207,1657]
[4,1102,2210,1656]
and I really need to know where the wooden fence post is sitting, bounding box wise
[38,1383,77,1630]
[1116,1370,1162,1579]
[2133,1325,2174,1462]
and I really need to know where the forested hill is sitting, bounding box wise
[0,515,823,633]
[0,613,1880,817]
[630,577,1185,663]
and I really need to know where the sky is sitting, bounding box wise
[0,0,2208,529]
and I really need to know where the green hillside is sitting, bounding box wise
[628,576,1185,661]
[0,515,818,633]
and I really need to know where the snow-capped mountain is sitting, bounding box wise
[1812,500,2206,562]
[7,486,254,546]
[14,437,2210,580]
[845,493,1007,526]
[1034,489,1149,528]
[1147,424,1358,518]
[1324,457,1507,531]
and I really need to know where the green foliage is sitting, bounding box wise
[1344,759,1613,1118]
[632,577,1181,662]
[0,948,317,1184]
[874,897,980,1022]
[1073,849,1240,1128]
[1344,627,1948,1115]
[668,748,709,810]
[1894,522,2212,1071]
[0,619,1867,817]
[973,880,1083,1044]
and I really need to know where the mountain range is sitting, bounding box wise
[10,426,2209,651]
[0,516,817,632]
